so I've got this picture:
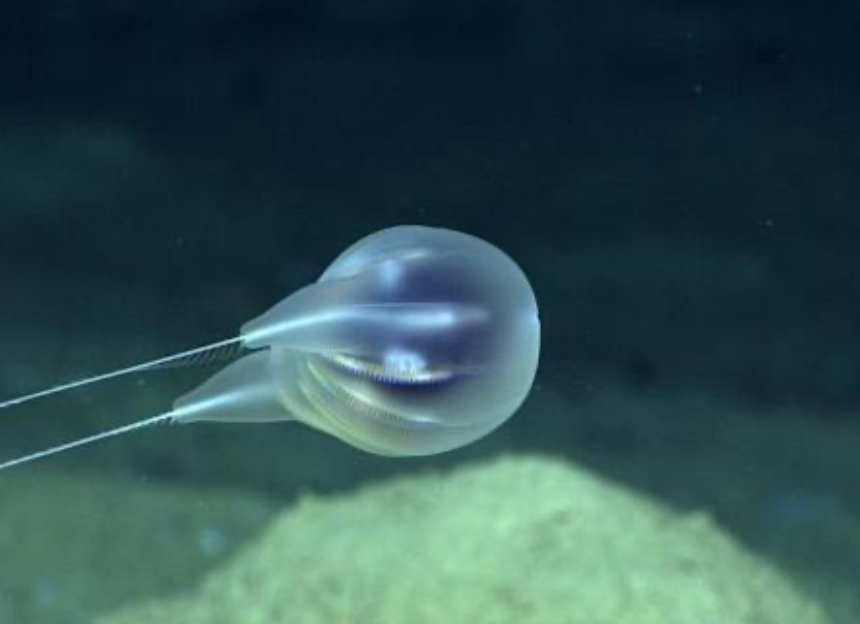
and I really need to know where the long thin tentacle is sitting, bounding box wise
[0,412,177,472]
[0,336,244,413]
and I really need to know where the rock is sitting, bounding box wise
[97,456,829,624]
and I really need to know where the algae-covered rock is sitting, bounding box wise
[0,472,276,624]
[98,456,829,624]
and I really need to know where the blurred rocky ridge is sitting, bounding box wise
[95,457,831,624]
[0,455,838,624]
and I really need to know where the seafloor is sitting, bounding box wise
[0,389,856,623]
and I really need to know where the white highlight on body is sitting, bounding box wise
[379,259,403,288]
[244,303,486,344]
[384,349,427,375]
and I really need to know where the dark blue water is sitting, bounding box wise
[0,2,857,623]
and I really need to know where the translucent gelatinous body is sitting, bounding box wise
[0,225,541,471]
[177,226,541,456]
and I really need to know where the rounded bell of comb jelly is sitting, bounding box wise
[235,225,542,456]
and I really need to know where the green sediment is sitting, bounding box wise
[97,456,829,624]
[0,472,276,624]
[528,382,860,624]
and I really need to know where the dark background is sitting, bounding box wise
[2,0,859,407]
[1,0,859,489]
[0,2,858,618]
